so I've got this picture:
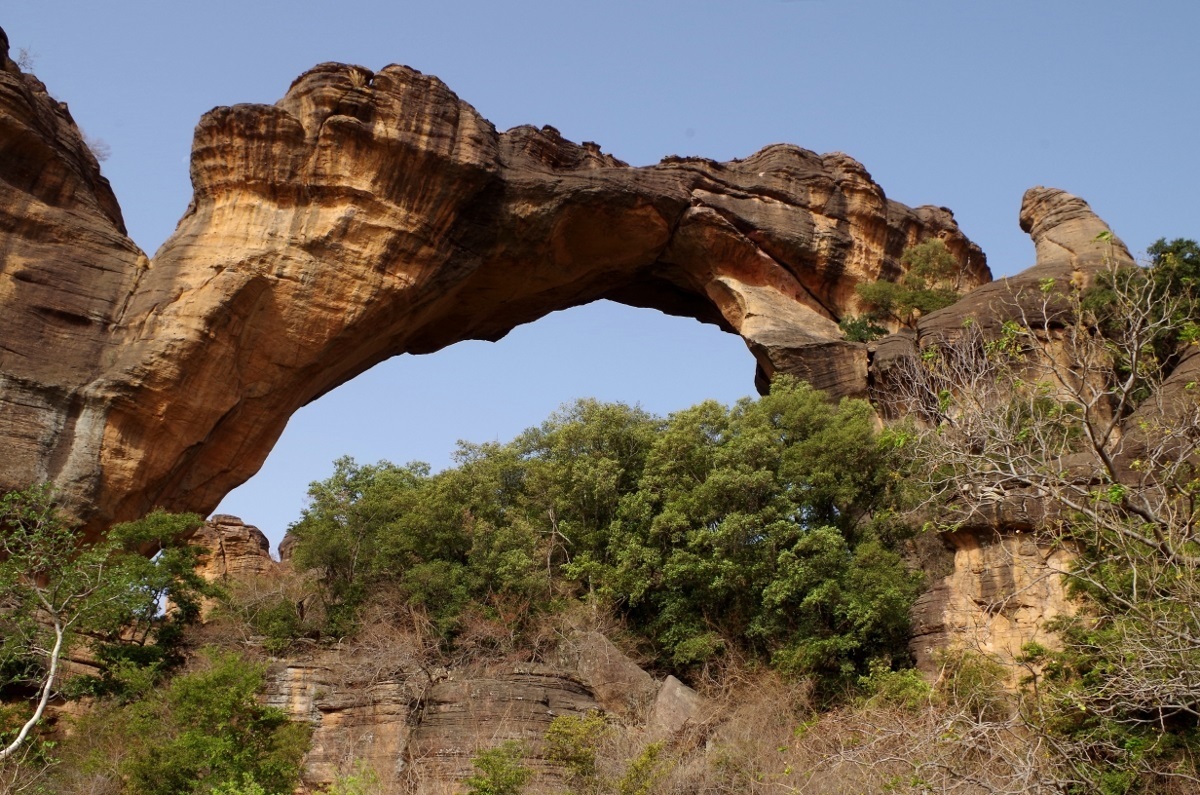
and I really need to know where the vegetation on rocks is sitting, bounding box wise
[890,237,1200,792]
[0,493,310,795]
[842,239,963,341]
[6,237,1200,794]
[283,377,922,693]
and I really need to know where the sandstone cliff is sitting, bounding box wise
[189,517,709,793]
[888,186,1138,673]
[0,34,987,536]
[0,18,1159,706]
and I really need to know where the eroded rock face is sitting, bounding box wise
[893,187,1140,675]
[261,640,650,792]
[909,529,1075,674]
[407,670,599,793]
[0,44,987,535]
[0,36,145,521]
[184,514,276,582]
[553,630,657,718]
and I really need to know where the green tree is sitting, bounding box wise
[286,384,918,692]
[287,457,452,634]
[1147,236,1200,304]
[0,486,204,761]
[853,238,961,329]
[122,649,310,795]
[514,399,659,595]
[589,378,920,687]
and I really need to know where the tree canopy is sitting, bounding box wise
[285,377,920,691]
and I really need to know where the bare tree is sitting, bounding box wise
[888,251,1200,788]
[13,47,35,71]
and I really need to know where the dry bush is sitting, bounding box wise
[539,656,1061,795]
[322,586,445,688]
[192,566,326,654]
[0,735,60,795]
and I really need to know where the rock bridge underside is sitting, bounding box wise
[9,42,1131,541]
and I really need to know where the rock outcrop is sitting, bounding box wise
[909,529,1075,673]
[7,29,1191,790]
[892,186,1137,675]
[262,634,688,792]
[176,525,705,792]
[184,514,276,581]
[263,653,606,793]
[0,38,987,536]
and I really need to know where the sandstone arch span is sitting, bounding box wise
[0,44,989,536]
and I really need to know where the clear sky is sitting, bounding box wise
[6,2,1198,551]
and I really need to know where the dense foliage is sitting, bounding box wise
[0,486,209,763]
[0,488,310,795]
[19,649,311,795]
[285,377,921,692]
[119,650,310,795]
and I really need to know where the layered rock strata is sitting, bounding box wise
[0,36,987,535]
[184,520,707,793]
[184,514,276,581]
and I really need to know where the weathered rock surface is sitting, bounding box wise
[553,630,657,718]
[919,186,1133,338]
[0,41,987,535]
[267,659,608,793]
[260,636,663,792]
[0,34,145,522]
[894,188,1159,676]
[649,675,710,737]
[184,514,276,581]
[264,655,426,789]
[407,669,599,792]
[909,529,1074,674]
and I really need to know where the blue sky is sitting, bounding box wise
[7,2,1198,549]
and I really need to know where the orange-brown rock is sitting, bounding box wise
[261,633,666,793]
[918,186,1134,339]
[0,39,987,534]
[184,514,276,582]
[909,528,1074,674]
[0,33,145,521]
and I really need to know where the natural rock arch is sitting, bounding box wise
[0,47,989,536]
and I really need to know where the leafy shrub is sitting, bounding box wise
[854,239,961,327]
[839,314,889,343]
[121,649,310,795]
[545,711,611,780]
[327,763,382,795]
[615,742,667,795]
[462,741,532,795]
[858,661,931,710]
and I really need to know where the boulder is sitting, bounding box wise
[648,675,710,737]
